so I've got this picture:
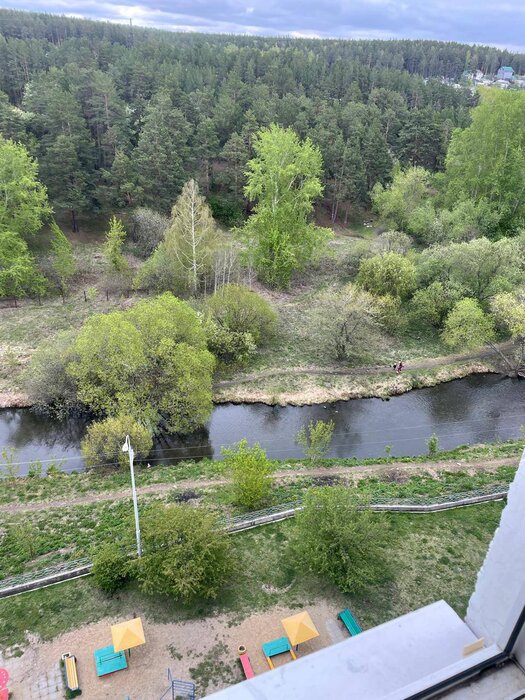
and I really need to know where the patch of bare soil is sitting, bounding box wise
[5,600,342,699]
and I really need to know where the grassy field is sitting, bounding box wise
[1,439,521,505]
[0,450,518,578]
[0,501,504,654]
[0,219,463,404]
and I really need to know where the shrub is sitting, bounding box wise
[295,419,335,465]
[204,284,278,346]
[129,207,169,258]
[137,504,233,601]
[23,330,79,415]
[92,543,131,594]
[357,252,417,299]
[442,298,495,351]
[293,487,391,593]
[204,317,256,364]
[427,434,439,456]
[220,439,276,508]
[67,293,215,434]
[81,415,153,470]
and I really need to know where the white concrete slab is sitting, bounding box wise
[206,601,478,699]
[438,661,525,699]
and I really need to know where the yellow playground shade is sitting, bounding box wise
[111,617,145,653]
[281,611,319,648]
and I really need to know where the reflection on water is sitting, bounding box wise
[1,374,524,475]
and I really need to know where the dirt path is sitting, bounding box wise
[214,344,510,388]
[0,456,517,514]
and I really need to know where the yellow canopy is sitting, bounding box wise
[281,611,319,647]
[111,618,145,652]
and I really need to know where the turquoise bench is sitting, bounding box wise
[94,644,128,677]
[262,636,296,669]
[338,608,362,636]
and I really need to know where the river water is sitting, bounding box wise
[1,374,524,475]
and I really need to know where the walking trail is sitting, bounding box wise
[213,344,510,388]
[0,456,517,513]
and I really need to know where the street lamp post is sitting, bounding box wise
[122,434,142,557]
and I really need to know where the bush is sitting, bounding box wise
[204,284,278,346]
[92,543,130,594]
[295,419,335,465]
[357,252,417,300]
[81,415,153,469]
[67,293,215,434]
[409,282,464,329]
[293,487,391,594]
[137,504,233,601]
[221,439,276,508]
[427,434,439,456]
[442,298,495,351]
[129,207,170,257]
[23,330,79,415]
[204,317,256,364]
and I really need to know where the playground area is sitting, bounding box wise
[4,599,346,699]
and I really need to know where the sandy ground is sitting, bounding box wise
[5,600,343,699]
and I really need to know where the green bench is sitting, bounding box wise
[338,608,362,636]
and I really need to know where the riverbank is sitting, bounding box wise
[0,357,500,410]
[214,360,496,406]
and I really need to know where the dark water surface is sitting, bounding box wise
[1,374,524,475]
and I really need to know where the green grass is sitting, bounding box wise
[0,459,517,578]
[0,502,504,654]
[1,439,521,506]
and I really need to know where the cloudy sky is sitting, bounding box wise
[5,0,525,51]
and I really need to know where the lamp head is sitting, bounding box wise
[122,434,130,453]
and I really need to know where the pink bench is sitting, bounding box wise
[238,647,255,679]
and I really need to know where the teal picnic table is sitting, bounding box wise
[262,636,297,670]
[94,644,128,677]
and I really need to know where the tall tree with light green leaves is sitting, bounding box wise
[444,90,525,232]
[0,231,45,301]
[242,124,329,288]
[104,216,128,273]
[49,220,75,300]
[0,136,51,238]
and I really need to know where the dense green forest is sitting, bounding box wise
[2,8,524,228]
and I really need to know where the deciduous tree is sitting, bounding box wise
[242,124,329,288]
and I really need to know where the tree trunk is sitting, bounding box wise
[71,209,79,233]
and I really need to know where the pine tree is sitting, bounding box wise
[193,117,219,195]
[220,132,248,199]
[135,90,190,212]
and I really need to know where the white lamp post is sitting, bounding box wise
[122,434,142,557]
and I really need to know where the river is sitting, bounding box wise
[0,374,524,475]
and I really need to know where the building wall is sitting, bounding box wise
[466,449,525,651]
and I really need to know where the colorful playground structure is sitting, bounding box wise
[94,644,128,676]
[0,667,9,700]
[237,645,255,679]
[94,617,146,677]
[262,636,297,670]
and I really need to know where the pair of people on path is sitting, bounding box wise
[392,361,404,373]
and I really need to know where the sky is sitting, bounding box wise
[4,0,525,52]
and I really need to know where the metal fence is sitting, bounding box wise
[0,485,509,598]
